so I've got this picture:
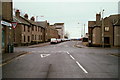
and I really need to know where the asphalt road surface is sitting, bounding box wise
[2,41,119,78]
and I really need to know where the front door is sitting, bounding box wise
[104,37,110,44]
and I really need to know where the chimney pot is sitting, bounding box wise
[24,14,28,19]
[15,10,20,17]
[31,17,35,21]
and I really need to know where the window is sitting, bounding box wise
[35,35,36,40]
[104,37,110,44]
[41,28,42,32]
[41,35,42,40]
[28,36,30,42]
[32,35,34,40]
[39,35,41,40]
[104,27,109,32]
[36,26,37,31]
[38,27,39,32]
[39,28,41,32]
[24,36,26,42]
[32,26,34,31]
[24,25,26,32]
[28,26,30,32]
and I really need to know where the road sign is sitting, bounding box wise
[1,20,12,26]
[12,22,17,29]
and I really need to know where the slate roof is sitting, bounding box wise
[108,14,120,24]
[114,19,120,26]
[36,21,48,28]
[13,16,30,25]
[88,21,96,27]
[54,23,64,25]
[13,16,39,26]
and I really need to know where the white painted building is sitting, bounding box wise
[54,23,64,39]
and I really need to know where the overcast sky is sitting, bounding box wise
[13,0,119,38]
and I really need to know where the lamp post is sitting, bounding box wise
[78,22,83,38]
[101,9,105,48]
[36,16,38,21]
[84,24,85,37]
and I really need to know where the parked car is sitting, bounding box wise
[61,38,65,42]
[57,39,62,43]
[50,38,57,44]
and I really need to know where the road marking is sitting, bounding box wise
[67,51,88,74]
[67,52,70,55]
[76,61,88,73]
[67,52,75,60]
[70,55,75,60]
[41,54,51,58]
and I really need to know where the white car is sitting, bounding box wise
[57,39,61,43]
[50,38,57,44]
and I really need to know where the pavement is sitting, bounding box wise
[75,41,120,57]
[74,41,88,48]
[2,51,28,64]
[1,42,50,64]
[28,42,50,48]
[75,41,120,49]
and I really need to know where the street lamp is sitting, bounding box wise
[78,23,86,38]
[84,24,85,37]
[78,22,83,38]
[101,9,105,48]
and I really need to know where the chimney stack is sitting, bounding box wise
[96,13,101,25]
[30,16,35,21]
[24,14,28,19]
[96,13,101,21]
[15,10,20,17]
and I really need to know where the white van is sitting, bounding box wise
[50,38,57,44]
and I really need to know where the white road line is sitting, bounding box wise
[67,52,70,55]
[41,54,44,58]
[67,52,75,60]
[70,55,75,60]
[76,61,88,73]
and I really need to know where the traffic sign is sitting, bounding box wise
[12,22,17,29]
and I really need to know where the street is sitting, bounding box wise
[2,41,119,78]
